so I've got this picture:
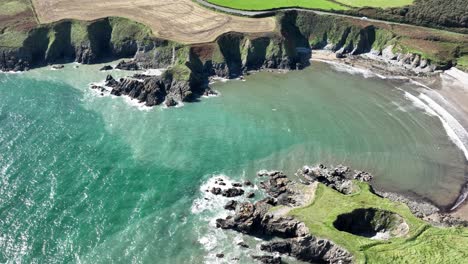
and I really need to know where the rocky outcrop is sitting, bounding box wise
[216,169,353,264]
[115,60,139,70]
[376,191,468,227]
[92,70,209,106]
[296,164,373,195]
[261,235,353,264]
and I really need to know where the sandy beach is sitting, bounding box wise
[311,50,468,221]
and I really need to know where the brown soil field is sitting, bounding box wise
[31,0,276,44]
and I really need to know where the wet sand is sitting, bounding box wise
[311,50,468,221]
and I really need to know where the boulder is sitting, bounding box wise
[100,65,113,71]
[164,97,178,107]
[105,75,119,87]
[115,60,140,70]
[290,235,353,264]
[237,241,249,248]
[224,200,238,211]
[210,187,221,195]
[222,188,244,197]
[353,171,373,182]
[258,171,291,199]
[260,240,291,254]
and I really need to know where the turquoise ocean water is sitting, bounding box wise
[0,62,466,263]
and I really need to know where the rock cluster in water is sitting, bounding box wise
[91,70,217,107]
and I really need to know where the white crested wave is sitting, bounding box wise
[403,90,468,161]
[313,59,377,79]
[209,77,229,85]
[419,94,468,160]
[444,67,468,88]
[141,68,165,76]
[0,70,24,74]
[191,174,260,263]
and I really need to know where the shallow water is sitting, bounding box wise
[0,62,466,263]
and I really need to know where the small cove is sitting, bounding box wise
[0,61,466,263]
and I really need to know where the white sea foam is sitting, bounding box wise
[0,70,24,74]
[201,90,221,98]
[141,68,165,76]
[402,90,468,161]
[444,67,468,88]
[313,59,377,79]
[209,76,229,85]
[402,91,437,116]
[121,96,152,111]
[419,93,468,160]
[409,79,432,89]
[191,174,260,263]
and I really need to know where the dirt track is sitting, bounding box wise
[31,0,276,44]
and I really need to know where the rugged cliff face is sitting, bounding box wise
[2,11,466,106]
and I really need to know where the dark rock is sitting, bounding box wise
[258,171,291,200]
[222,188,244,197]
[289,235,353,264]
[218,182,226,186]
[353,171,373,182]
[216,200,270,233]
[336,52,346,59]
[247,192,255,198]
[260,240,291,254]
[164,97,177,107]
[51,64,64,69]
[297,165,354,194]
[232,183,243,187]
[224,200,238,211]
[237,242,249,248]
[203,88,218,96]
[261,215,301,238]
[115,60,139,70]
[210,187,221,195]
[251,255,281,264]
[100,65,113,71]
[244,180,252,186]
[259,197,277,206]
[105,75,119,87]
[216,253,224,258]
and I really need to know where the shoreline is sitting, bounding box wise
[208,166,467,263]
[311,50,468,220]
[4,50,468,221]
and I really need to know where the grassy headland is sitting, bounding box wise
[288,182,468,264]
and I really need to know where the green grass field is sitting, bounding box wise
[206,0,348,11]
[288,182,468,264]
[205,0,414,11]
[0,0,30,16]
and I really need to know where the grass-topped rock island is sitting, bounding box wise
[211,165,468,263]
